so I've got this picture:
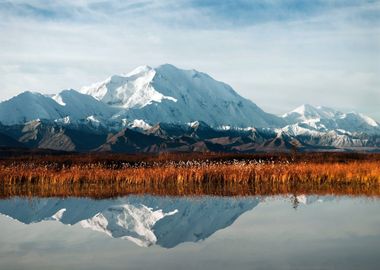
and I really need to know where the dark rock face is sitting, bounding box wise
[0,120,379,153]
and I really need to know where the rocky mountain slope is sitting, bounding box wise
[0,119,378,153]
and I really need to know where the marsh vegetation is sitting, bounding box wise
[1,152,380,198]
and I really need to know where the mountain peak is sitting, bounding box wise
[155,64,210,81]
[126,65,154,77]
[17,90,47,100]
[283,104,338,120]
[2,64,284,128]
[296,104,317,112]
[286,104,313,116]
[81,64,284,128]
[156,63,178,70]
[283,104,380,134]
[81,65,167,108]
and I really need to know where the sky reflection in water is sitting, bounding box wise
[0,195,379,270]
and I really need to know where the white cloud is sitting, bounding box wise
[0,0,379,119]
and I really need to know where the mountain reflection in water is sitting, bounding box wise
[0,196,264,248]
[1,195,379,270]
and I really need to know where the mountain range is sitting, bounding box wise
[0,64,379,153]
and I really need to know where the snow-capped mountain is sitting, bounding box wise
[81,64,285,128]
[52,89,117,121]
[0,89,116,125]
[278,124,377,148]
[81,65,178,109]
[0,196,259,248]
[0,65,378,134]
[0,91,66,125]
[282,104,380,134]
[0,64,379,152]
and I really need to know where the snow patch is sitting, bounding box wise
[87,115,100,123]
[130,119,152,130]
[359,113,379,127]
[220,125,231,130]
[52,94,66,106]
[81,66,177,109]
[188,121,200,128]
[55,116,71,124]
[51,208,66,221]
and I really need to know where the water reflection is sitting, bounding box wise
[0,196,261,248]
[1,195,380,270]
[0,195,339,248]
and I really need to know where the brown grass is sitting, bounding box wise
[1,152,380,198]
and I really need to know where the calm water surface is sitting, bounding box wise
[0,195,379,270]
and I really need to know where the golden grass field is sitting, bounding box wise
[1,152,380,198]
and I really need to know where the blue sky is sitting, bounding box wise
[0,0,379,118]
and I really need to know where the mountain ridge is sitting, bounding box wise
[282,104,380,135]
[0,64,379,152]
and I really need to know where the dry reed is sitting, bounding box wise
[1,154,380,198]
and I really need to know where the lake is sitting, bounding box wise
[0,195,379,270]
